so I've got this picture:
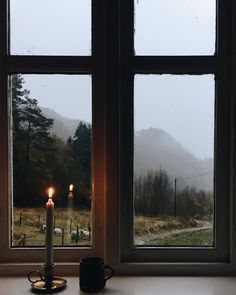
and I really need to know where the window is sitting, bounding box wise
[133,74,215,248]
[11,74,92,248]
[119,0,234,270]
[10,0,91,56]
[0,0,236,275]
[0,0,106,265]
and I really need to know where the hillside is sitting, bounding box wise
[41,107,213,192]
[134,128,213,191]
[41,106,81,141]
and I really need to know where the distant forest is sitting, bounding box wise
[134,170,213,218]
[12,74,91,208]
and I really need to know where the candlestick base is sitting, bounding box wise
[43,264,55,289]
[27,265,67,293]
[30,277,67,293]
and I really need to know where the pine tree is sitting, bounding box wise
[12,74,55,206]
[134,169,173,217]
[70,121,92,208]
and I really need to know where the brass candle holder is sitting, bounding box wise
[27,264,67,293]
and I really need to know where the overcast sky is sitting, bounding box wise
[11,0,215,159]
[23,74,92,122]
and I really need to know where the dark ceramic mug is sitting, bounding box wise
[79,257,114,293]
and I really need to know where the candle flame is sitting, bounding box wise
[69,184,74,192]
[48,187,54,198]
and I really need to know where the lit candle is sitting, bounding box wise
[45,187,54,268]
[69,184,73,192]
[68,184,74,197]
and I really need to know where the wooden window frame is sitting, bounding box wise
[0,0,236,276]
[116,0,236,274]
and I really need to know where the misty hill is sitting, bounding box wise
[41,107,213,191]
[134,128,213,191]
[41,106,81,141]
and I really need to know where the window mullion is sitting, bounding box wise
[92,0,106,259]
[6,56,93,74]
[230,0,236,267]
[0,0,8,56]
[0,0,10,262]
[120,0,134,263]
[133,56,218,74]
[103,0,120,265]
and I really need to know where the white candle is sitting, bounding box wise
[68,184,74,198]
[69,184,73,192]
[45,187,54,267]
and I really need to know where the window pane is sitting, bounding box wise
[134,0,216,55]
[10,0,91,55]
[11,74,92,247]
[134,74,214,247]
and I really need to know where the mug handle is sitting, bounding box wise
[104,265,114,282]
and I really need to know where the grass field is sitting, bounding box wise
[12,208,213,247]
[134,215,213,246]
[134,215,198,235]
[12,207,91,247]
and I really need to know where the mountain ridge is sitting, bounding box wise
[41,106,84,141]
[134,128,213,191]
[42,107,213,191]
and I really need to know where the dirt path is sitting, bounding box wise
[135,221,213,245]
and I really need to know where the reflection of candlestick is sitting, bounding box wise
[45,188,54,268]
[68,184,74,236]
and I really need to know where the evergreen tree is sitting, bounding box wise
[69,122,92,208]
[134,169,173,216]
[12,74,55,206]
[177,187,213,218]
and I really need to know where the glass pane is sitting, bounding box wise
[134,74,214,247]
[10,0,91,55]
[11,74,92,247]
[134,0,216,55]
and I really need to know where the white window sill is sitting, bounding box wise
[1,276,236,295]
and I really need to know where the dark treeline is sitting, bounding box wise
[134,170,213,218]
[12,74,91,208]
[134,170,173,216]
